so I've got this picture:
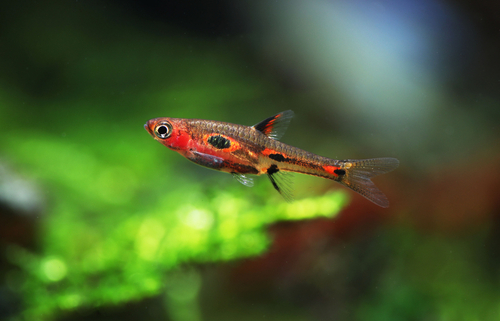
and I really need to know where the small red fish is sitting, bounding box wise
[144,111,399,207]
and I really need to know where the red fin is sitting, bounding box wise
[253,110,294,140]
[338,158,399,208]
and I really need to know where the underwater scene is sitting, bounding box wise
[1,1,499,320]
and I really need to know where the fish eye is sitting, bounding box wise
[154,122,172,139]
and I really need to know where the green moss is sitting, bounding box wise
[2,123,347,320]
[0,3,350,319]
[8,179,346,319]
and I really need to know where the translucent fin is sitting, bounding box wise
[266,165,294,202]
[231,173,254,187]
[338,158,399,208]
[253,110,294,140]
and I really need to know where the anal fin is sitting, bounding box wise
[266,164,294,202]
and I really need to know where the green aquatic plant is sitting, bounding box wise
[0,5,350,317]
[3,131,348,320]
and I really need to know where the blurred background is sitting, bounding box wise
[1,0,499,320]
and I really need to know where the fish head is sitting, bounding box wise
[144,117,191,151]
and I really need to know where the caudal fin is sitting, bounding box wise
[338,158,399,208]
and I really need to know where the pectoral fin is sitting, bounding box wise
[187,151,225,170]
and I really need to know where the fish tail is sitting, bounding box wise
[337,158,399,208]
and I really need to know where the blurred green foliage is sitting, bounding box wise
[5,176,346,320]
[2,87,348,319]
[0,3,348,318]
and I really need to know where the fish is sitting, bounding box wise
[144,110,399,207]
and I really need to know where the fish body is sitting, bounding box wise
[144,111,399,207]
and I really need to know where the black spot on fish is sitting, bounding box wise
[334,169,346,176]
[267,164,279,175]
[269,153,286,162]
[207,135,231,149]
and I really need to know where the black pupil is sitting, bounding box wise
[157,125,168,136]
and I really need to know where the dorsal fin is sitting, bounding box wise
[252,110,294,140]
